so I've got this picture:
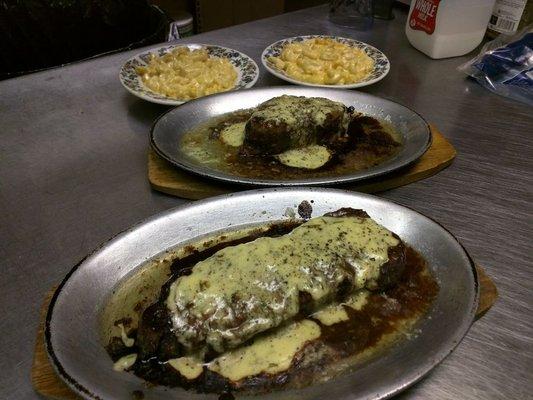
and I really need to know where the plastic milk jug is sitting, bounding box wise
[406,0,496,59]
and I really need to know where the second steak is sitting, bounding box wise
[242,95,353,155]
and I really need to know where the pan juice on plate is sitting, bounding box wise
[180,95,403,180]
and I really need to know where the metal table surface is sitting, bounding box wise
[1,5,531,400]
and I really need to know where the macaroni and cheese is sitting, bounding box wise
[136,47,237,100]
[269,38,374,85]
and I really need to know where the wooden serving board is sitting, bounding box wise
[32,266,497,400]
[148,126,456,200]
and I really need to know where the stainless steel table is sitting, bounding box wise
[1,5,531,400]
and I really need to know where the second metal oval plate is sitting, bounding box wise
[150,86,431,186]
[46,188,478,400]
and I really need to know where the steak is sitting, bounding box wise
[134,209,406,361]
[324,208,406,290]
[241,95,354,155]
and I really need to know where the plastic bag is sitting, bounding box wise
[458,25,532,105]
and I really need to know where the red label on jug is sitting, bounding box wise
[409,0,440,34]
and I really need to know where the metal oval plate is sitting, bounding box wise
[150,86,431,186]
[46,188,478,400]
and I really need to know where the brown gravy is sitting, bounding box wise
[180,110,402,180]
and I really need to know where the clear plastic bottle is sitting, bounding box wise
[487,0,531,38]
[405,0,496,59]
[329,0,374,31]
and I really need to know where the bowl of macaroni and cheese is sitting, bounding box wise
[120,44,259,105]
[262,36,390,88]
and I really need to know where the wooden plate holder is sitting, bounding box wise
[32,267,497,399]
[148,126,455,200]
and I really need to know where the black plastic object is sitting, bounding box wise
[0,0,170,80]
[374,0,394,20]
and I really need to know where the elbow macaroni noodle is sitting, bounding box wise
[136,47,237,100]
[269,38,374,85]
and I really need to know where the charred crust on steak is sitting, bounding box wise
[324,208,370,219]
[297,200,313,219]
[376,237,407,290]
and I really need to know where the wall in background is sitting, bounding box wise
[151,0,328,32]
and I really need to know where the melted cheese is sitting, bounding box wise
[312,290,369,326]
[166,214,399,353]
[208,320,320,381]
[248,96,351,151]
[113,354,137,372]
[276,145,331,169]
[184,147,219,166]
[168,357,204,379]
[252,95,346,128]
[165,321,321,382]
[118,323,134,347]
[219,122,246,147]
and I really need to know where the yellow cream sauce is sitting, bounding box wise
[216,121,333,169]
[219,122,246,147]
[166,290,367,382]
[167,357,204,380]
[167,320,320,381]
[113,354,137,372]
[166,215,399,353]
[312,290,369,326]
[252,95,347,128]
[209,320,320,380]
[276,144,332,169]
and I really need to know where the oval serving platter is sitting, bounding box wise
[261,35,390,89]
[119,43,259,106]
[150,86,431,187]
[46,188,478,400]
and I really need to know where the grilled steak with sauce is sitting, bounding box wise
[134,208,406,363]
[242,95,354,155]
[106,209,441,396]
